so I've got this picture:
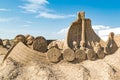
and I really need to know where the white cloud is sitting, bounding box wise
[0,8,10,12]
[98,27,120,41]
[57,25,120,41]
[0,18,13,22]
[19,0,49,13]
[37,12,75,19]
[92,25,110,35]
[23,24,31,27]
[20,0,75,19]
[92,25,110,30]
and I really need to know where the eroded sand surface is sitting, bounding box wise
[0,48,120,80]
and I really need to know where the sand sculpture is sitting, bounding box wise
[75,49,86,62]
[106,32,118,54]
[47,47,62,62]
[47,41,59,49]
[47,40,64,50]
[63,48,75,61]
[2,12,119,64]
[26,35,34,46]
[3,39,11,49]
[64,12,106,49]
[13,34,26,45]
[94,43,105,59]
[26,35,35,49]
[32,36,47,53]
[0,39,3,47]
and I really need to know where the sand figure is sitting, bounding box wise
[13,34,26,44]
[2,35,26,63]
[3,39,11,49]
[80,12,86,50]
[80,41,86,51]
[106,32,118,54]
[72,41,78,51]
[63,48,75,62]
[94,42,105,59]
[26,35,34,48]
[0,39,3,47]
[25,34,30,39]
[47,41,59,50]
[32,36,47,53]
[0,39,8,55]
[3,42,47,64]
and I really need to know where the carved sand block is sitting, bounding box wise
[3,42,48,64]
[25,34,30,39]
[86,49,96,61]
[94,43,105,59]
[14,34,26,44]
[47,41,59,49]
[106,32,118,54]
[0,39,3,46]
[63,48,75,62]
[3,39,11,49]
[0,39,8,55]
[26,35,34,45]
[114,34,120,47]
[72,41,78,51]
[103,46,110,55]
[33,36,47,53]
[47,48,62,63]
[26,35,34,49]
[97,50,105,59]
[75,49,86,62]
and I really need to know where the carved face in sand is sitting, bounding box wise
[80,41,86,47]
[26,36,34,45]
[72,41,78,48]
[3,39,10,46]
[109,32,114,39]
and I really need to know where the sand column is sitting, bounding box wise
[80,12,86,48]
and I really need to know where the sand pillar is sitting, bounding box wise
[79,12,86,48]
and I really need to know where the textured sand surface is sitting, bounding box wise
[0,48,120,80]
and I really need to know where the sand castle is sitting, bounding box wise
[1,12,119,65]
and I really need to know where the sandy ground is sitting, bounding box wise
[0,47,120,80]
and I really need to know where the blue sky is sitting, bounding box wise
[0,0,120,40]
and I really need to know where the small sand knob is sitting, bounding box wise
[77,12,85,20]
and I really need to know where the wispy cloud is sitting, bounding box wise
[37,12,75,19]
[0,18,13,22]
[19,0,49,13]
[57,25,120,41]
[23,24,31,27]
[98,27,120,41]
[19,0,75,19]
[92,25,110,34]
[0,8,10,12]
